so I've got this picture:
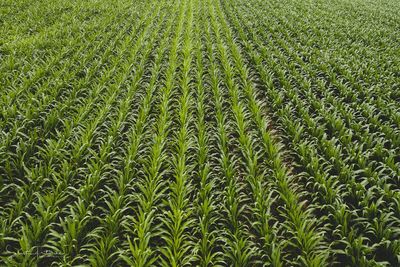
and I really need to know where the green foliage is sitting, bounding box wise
[1,0,399,266]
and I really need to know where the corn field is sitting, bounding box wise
[1,0,399,266]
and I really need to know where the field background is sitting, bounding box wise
[1,0,400,266]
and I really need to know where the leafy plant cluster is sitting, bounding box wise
[0,0,399,266]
